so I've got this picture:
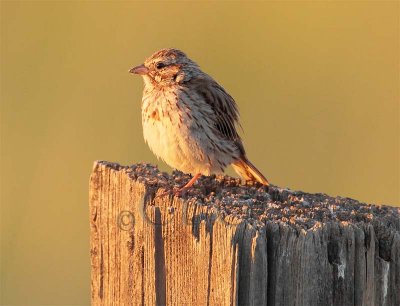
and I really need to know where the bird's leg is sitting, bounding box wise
[178,173,202,193]
[157,173,202,198]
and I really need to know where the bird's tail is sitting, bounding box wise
[232,156,269,186]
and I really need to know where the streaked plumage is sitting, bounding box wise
[130,48,269,191]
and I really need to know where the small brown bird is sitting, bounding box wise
[130,48,269,194]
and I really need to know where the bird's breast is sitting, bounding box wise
[141,88,188,168]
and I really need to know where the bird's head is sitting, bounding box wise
[129,48,200,88]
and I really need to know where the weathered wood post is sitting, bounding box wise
[89,161,399,306]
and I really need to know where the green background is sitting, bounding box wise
[1,1,399,305]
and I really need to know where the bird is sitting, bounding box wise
[129,48,269,194]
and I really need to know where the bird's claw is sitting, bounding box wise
[156,186,189,199]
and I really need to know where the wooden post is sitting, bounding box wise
[89,161,400,306]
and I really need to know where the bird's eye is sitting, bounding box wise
[156,62,167,69]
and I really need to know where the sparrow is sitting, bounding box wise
[130,48,269,194]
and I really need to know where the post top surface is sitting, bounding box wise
[93,161,399,232]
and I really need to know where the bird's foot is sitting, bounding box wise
[156,186,190,199]
[156,173,202,199]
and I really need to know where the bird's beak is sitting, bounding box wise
[129,64,149,75]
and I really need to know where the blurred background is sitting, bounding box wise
[1,1,399,305]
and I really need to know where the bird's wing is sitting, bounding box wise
[187,77,243,145]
